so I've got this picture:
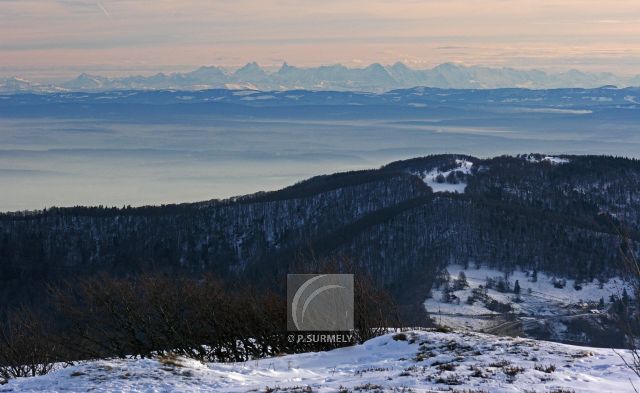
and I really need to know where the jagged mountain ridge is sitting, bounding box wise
[2,62,640,93]
[1,154,638,313]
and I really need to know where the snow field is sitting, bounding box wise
[4,330,637,392]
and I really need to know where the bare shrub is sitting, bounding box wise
[534,364,556,373]
[50,274,293,362]
[0,308,57,381]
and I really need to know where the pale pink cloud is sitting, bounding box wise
[1,0,639,77]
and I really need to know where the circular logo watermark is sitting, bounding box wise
[287,274,354,331]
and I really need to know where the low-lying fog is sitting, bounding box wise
[2,113,639,211]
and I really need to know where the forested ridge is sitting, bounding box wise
[1,154,639,310]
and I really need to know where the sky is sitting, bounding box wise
[1,0,640,80]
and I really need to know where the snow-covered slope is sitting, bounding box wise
[425,266,632,344]
[416,159,474,193]
[3,330,636,392]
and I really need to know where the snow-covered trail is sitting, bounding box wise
[3,330,637,392]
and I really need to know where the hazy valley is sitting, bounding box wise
[1,86,639,211]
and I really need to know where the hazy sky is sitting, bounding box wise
[1,0,640,79]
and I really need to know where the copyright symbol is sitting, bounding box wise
[287,334,295,343]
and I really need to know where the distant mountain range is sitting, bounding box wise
[2,62,640,93]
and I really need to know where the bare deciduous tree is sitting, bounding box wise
[614,228,640,392]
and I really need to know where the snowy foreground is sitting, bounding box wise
[3,330,637,393]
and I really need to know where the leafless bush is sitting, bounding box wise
[46,266,399,364]
[353,272,400,342]
[534,364,556,373]
[49,274,292,362]
[0,308,57,381]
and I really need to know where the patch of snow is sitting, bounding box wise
[231,89,259,96]
[522,154,570,165]
[241,95,276,101]
[191,84,215,90]
[543,156,570,164]
[417,159,474,194]
[5,330,637,392]
[426,264,631,332]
